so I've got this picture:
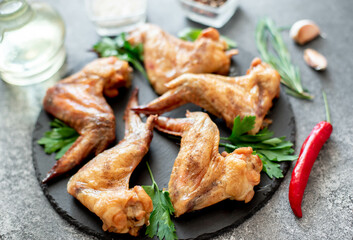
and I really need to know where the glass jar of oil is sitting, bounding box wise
[0,0,65,85]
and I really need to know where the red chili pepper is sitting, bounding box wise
[289,92,332,218]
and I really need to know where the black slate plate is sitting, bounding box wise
[32,50,295,240]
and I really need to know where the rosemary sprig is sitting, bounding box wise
[256,17,313,100]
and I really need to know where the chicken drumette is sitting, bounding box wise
[133,58,280,134]
[42,57,132,183]
[67,90,156,236]
[128,24,238,94]
[154,111,262,217]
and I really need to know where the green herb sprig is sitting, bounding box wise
[220,116,297,179]
[93,33,148,80]
[37,119,79,160]
[142,162,178,240]
[256,17,313,100]
[178,28,237,49]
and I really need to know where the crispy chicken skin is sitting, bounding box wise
[42,57,132,183]
[67,90,155,236]
[155,111,262,217]
[128,24,238,94]
[133,58,280,134]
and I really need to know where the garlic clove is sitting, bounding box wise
[290,20,321,45]
[303,48,327,71]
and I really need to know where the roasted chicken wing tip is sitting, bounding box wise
[42,170,56,184]
[42,160,70,184]
[124,88,158,138]
[130,105,152,114]
[226,49,239,57]
[198,27,220,41]
[124,88,139,117]
[251,57,262,67]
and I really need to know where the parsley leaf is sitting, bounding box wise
[221,116,297,179]
[93,33,148,80]
[37,119,79,160]
[178,28,203,41]
[258,149,297,162]
[178,28,237,49]
[142,162,178,240]
[229,116,256,141]
[259,154,284,179]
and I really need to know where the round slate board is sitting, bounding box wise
[32,50,296,240]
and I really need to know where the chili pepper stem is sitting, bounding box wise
[322,91,331,124]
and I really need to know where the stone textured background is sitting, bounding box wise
[0,0,352,239]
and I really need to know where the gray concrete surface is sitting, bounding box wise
[0,0,352,239]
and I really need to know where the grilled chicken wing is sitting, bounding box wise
[133,58,280,134]
[155,111,262,217]
[67,90,155,236]
[128,24,238,94]
[42,57,132,183]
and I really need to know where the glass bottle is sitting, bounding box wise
[0,0,66,85]
[85,0,147,36]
